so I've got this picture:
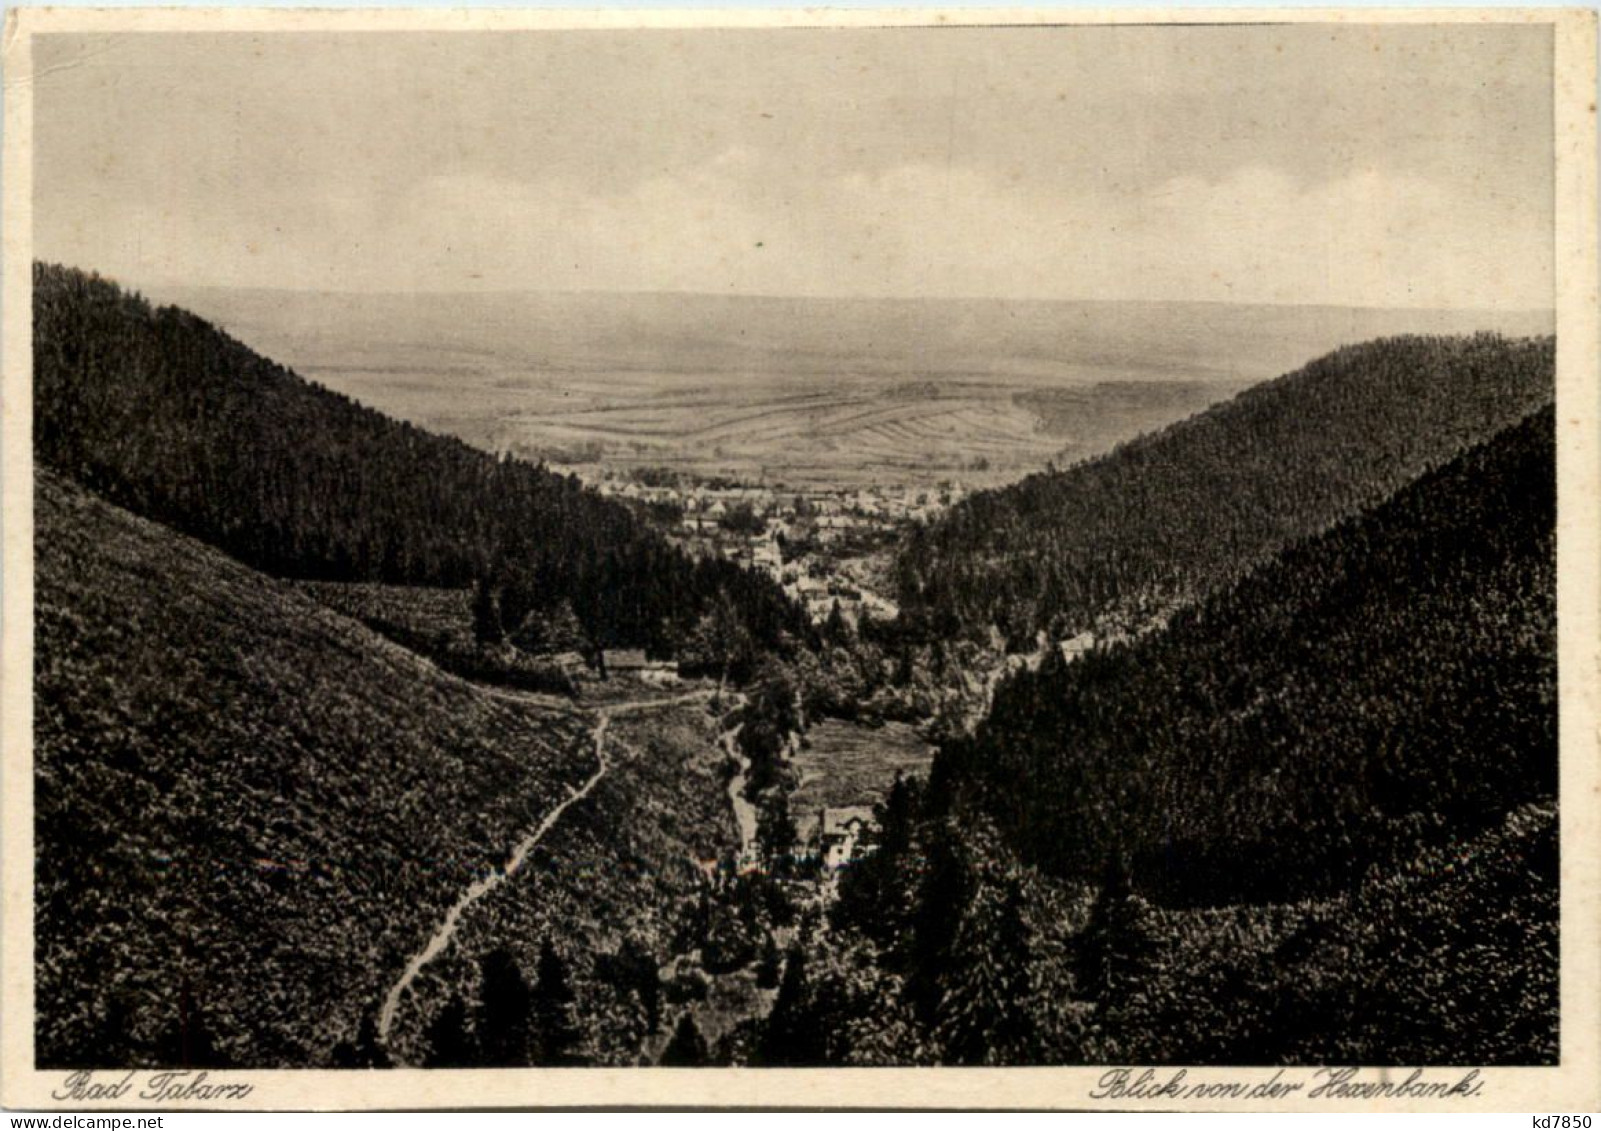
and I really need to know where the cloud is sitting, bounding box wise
[39,144,1551,311]
[1126,166,1552,308]
[32,25,1552,309]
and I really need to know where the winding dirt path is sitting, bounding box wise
[720,720,759,855]
[376,688,719,1047]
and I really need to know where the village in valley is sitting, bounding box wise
[578,467,970,630]
[544,462,1129,898]
[545,465,960,901]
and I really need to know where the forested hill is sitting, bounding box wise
[33,469,596,1067]
[935,404,1556,906]
[896,333,1554,647]
[33,263,806,658]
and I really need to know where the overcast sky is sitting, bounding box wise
[33,25,1553,308]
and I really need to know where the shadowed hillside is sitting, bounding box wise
[794,408,1557,1067]
[34,471,594,1068]
[33,263,806,658]
[897,333,1555,647]
[32,266,816,1072]
[944,405,1557,902]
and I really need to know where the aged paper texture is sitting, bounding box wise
[2,6,1597,1111]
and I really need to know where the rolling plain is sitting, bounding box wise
[144,286,1552,486]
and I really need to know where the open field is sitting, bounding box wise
[144,286,1552,487]
[790,719,935,840]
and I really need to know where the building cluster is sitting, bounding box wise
[594,477,964,528]
[691,803,880,884]
[815,805,877,871]
[587,472,969,628]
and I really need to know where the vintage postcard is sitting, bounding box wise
[1,6,1596,1112]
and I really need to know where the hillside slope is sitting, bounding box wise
[1118,800,1558,1065]
[897,333,1554,646]
[34,471,595,1068]
[814,793,1556,1065]
[33,263,804,657]
[940,405,1556,903]
[798,408,1558,1067]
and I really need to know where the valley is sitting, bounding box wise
[144,284,1551,488]
[31,264,1561,1070]
[17,12,1577,1104]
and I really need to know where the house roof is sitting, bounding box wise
[1060,631,1096,657]
[609,649,651,668]
[820,806,875,838]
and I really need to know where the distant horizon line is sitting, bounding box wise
[73,270,1553,318]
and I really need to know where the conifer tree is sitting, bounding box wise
[157,979,230,1068]
[659,1012,709,1067]
[835,772,923,945]
[934,867,1039,1065]
[422,993,477,1068]
[472,576,504,646]
[757,944,826,1066]
[331,1014,392,1069]
[603,936,662,1034]
[755,935,783,990]
[532,939,580,1066]
[906,819,974,1022]
[1075,855,1156,1007]
[475,948,534,1067]
[756,793,798,874]
[83,989,136,1069]
[824,599,851,644]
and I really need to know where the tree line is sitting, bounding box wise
[940,404,1557,904]
[896,333,1555,649]
[745,405,1558,1067]
[33,263,810,664]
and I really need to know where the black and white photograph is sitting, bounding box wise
[2,7,1596,1112]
